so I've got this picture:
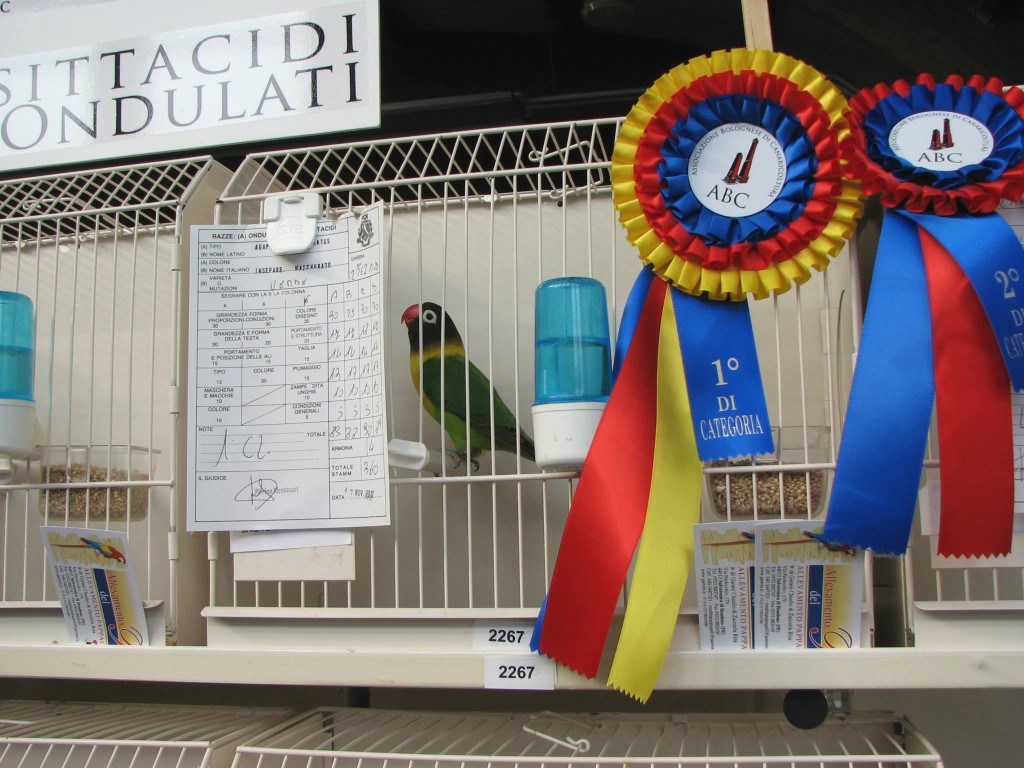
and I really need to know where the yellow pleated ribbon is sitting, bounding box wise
[610,48,862,301]
[606,290,702,701]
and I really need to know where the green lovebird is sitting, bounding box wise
[401,302,535,465]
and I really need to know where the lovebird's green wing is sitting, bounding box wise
[421,353,530,458]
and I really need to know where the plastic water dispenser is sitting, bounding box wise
[531,277,611,470]
[0,291,36,475]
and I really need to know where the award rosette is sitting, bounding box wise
[823,74,1024,559]
[532,49,861,702]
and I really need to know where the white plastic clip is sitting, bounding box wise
[388,439,431,471]
[387,439,464,475]
[264,193,325,256]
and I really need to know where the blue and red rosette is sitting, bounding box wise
[845,75,1024,215]
[824,74,1024,558]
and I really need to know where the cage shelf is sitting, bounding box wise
[0,701,289,768]
[231,708,943,768]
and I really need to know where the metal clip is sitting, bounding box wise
[522,711,594,753]
[264,193,324,256]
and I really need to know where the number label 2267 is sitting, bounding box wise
[498,664,534,680]
[488,628,525,644]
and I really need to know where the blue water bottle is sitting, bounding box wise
[531,277,611,470]
[0,291,36,463]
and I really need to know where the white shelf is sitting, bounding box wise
[1,645,1021,690]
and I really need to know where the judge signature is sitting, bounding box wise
[234,476,278,509]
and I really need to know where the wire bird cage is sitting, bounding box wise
[206,118,866,652]
[230,708,944,768]
[0,157,231,646]
[0,700,289,768]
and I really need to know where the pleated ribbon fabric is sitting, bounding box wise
[533,49,861,701]
[533,275,663,679]
[824,75,1024,557]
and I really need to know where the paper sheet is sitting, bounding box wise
[186,203,389,531]
[41,526,149,645]
[693,521,755,650]
[754,520,864,649]
[229,528,354,553]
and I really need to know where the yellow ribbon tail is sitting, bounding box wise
[606,290,702,702]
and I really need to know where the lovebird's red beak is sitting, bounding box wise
[401,304,419,326]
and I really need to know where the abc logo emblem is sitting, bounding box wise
[888,111,992,172]
[688,123,786,219]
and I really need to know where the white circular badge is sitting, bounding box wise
[687,123,787,218]
[888,110,993,171]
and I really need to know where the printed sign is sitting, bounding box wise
[483,655,556,690]
[0,1,380,170]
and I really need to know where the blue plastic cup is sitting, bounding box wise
[532,278,611,471]
[534,277,611,405]
[0,291,34,402]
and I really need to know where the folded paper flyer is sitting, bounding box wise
[41,526,149,645]
[754,520,864,649]
[693,521,756,650]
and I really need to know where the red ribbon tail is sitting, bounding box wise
[921,227,1014,558]
[536,279,665,677]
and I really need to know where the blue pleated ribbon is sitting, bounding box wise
[613,265,657,383]
[864,83,1024,191]
[824,212,935,554]
[529,595,546,652]
[620,268,773,461]
[903,210,1024,390]
[825,208,1024,554]
[669,287,774,460]
[658,95,816,248]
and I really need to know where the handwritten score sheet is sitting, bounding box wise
[186,203,389,531]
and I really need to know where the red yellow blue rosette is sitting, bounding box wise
[824,74,1024,558]
[613,48,862,301]
[533,49,861,702]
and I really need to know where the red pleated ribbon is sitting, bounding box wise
[536,279,665,676]
[920,227,1014,557]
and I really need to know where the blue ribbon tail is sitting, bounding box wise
[613,266,657,385]
[670,289,774,460]
[902,209,1024,391]
[530,594,548,653]
[824,211,935,555]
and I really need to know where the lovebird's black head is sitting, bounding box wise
[401,302,463,351]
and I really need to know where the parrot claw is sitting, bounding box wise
[438,448,478,473]
[433,448,469,475]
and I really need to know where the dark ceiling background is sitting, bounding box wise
[373,0,1024,135]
